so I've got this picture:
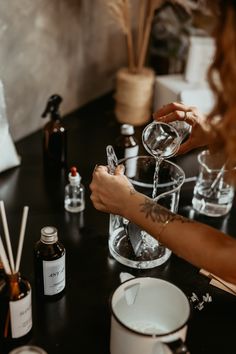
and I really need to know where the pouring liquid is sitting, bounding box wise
[142,122,181,199]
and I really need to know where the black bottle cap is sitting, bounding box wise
[41,94,63,121]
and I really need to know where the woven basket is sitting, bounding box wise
[114,67,155,126]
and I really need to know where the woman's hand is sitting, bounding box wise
[153,102,210,155]
[89,164,134,216]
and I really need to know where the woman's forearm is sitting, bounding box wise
[90,165,236,284]
[124,190,236,284]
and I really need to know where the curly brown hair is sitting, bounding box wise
[207,0,236,176]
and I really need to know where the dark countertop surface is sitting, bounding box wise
[0,93,236,354]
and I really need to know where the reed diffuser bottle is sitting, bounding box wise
[0,272,32,346]
[0,202,31,351]
[34,226,66,298]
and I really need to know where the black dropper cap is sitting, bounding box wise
[41,94,63,121]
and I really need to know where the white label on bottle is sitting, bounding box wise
[9,290,32,338]
[124,145,139,178]
[43,253,66,296]
[124,145,139,159]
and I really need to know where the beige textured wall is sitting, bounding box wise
[0,0,134,141]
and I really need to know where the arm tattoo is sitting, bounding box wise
[139,197,194,224]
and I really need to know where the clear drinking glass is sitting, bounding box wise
[192,150,235,217]
[109,156,185,269]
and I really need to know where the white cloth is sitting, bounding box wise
[0,80,21,173]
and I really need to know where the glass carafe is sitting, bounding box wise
[109,156,185,269]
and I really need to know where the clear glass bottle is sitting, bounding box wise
[0,272,32,348]
[115,124,139,178]
[34,226,66,298]
[64,166,85,213]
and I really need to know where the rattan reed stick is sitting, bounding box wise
[0,237,12,274]
[15,206,29,273]
[138,0,164,71]
[0,201,15,273]
[136,0,147,66]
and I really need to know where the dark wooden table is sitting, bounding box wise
[0,93,236,354]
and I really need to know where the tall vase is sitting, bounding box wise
[114,67,155,126]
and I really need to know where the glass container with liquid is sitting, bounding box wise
[109,156,185,269]
[142,121,181,159]
[109,122,186,269]
[142,120,189,198]
[192,150,234,217]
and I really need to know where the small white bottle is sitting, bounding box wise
[64,166,85,213]
[115,124,139,159]
[115,124,139,178]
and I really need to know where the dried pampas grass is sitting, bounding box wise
[103,0,135,71]
[103,0,212,72]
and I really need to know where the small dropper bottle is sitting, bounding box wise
[64,166,85,213]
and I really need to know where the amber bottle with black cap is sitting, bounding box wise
[41,94,67,170]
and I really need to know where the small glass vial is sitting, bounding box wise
[34,226,66,298]
[0,272,32,346]
[64,166,85,213]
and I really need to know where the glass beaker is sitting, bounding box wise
[142,121,191,160]
[192,150,235,217]
[109,156,185,269]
